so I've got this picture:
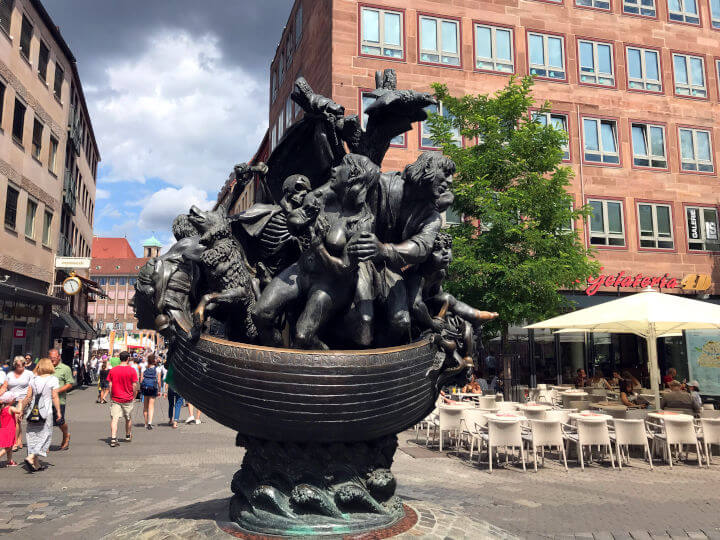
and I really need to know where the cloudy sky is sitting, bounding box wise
[43,0,294,255]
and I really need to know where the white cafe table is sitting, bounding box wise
[517,403,552,412]
[484,412,526,422]
[648,411,694,421]
[568,411,613,422]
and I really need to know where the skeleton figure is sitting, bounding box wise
[234,174,311,287]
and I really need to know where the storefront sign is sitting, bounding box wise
[55,257,91,269]
[586,270,711,295]
[13,328,26,338]
[687,208,701,240]
[686,330,720,396]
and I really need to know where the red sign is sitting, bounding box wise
[13,328,26,339]
[586,271,679,296]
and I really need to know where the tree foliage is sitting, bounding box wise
[426,77,600,338]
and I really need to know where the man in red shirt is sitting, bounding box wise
[107,351,139,447]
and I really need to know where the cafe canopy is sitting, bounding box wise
[526,288,720,408]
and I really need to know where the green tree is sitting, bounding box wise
[426,76,600,350]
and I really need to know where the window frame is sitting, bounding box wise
[667,0,702,25]
[711,0,720,29]
[575,0,612,12]
[577,37,617,88]
[359,88,406,148]
[41,209,52,247]
[581,115,622,167]
[472,20,515,75]
[4,183,19,230]
[716,57,720,100]
[530,108,572,162]
[624,43,664,94]
[11,96,26,146]
[295,3,303,47]
[24,196,37,240]
[0,0,13,37]
[636,200,676,252]
[18,12,32,62]
[0,77,5,130]
[683,203,720,253]
[585,196,628,250]
[525,29,568,83]
[358,4,406,62]
[671,51,708,99]
[418,100,462,150]
[622,0,658,18]
[677,125,715,175]
[37,40,49,83]
[31,116,43,161]
[629,120,669,171]
[416,12,462,69]
[53,62,63,102]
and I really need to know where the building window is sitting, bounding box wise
[285,97,292,129]
[0,79,5,126]
[686,206,720,251]
[271,120,277,151]
[679,127,713,173]
[626,47,661,92]
[418,15,460,66]
[4,184,18,229]
[623,0,657,16]
[582,118,619,164]
[631,123,666,168]
[24,198,37,239]
[361,91,404,146]
[711,0,720,28]
[420,102,460,149]
[37,41,49,82]
[109,277,117,286]
[578,39,615,86]
[360,6,403,59]
[11,98,25,144]
[638,202,674,249]
[528,32,565,81]
[533,112,570,160]
[41,210,52,246]
[53,63,63,100]
[668,0,700,23]
[576,0,610,10]
[19,14,32,60]
[0,0,12,35]
[474,24,513,73]
[271,70,277,102]
[31,118,42,160]
[673,53,706,97]
[589,199,625,246]
[295,4,303,47]
[49,136,58,173]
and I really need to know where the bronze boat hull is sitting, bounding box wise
[170,330,439,442]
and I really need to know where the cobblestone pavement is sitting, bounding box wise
[1,388,720,539]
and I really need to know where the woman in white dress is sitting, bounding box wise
[21,358,60,471]
[0,356,33,451]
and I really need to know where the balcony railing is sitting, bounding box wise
[63,169,76,215]
[67,105,82,156]
[58,233,72,257]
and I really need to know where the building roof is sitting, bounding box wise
[142,235,163,248]
[90,258,149,276]
[91,238,137,259]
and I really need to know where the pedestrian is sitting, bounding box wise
[687,380,702,410]
[107,351,139,447]
[167,385,184,429]
[97,360,110,404]
[186,403,202,425]
[0,364,5,387]
[49,348,74,451]
[0,395,21,466]
[23,358,61,472]
[23,353,33,370]
[140,354,161,429]
[2,356,33,451]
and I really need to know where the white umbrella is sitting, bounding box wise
[526,288,720,408]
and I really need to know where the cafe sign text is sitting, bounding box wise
[586,270,711,295]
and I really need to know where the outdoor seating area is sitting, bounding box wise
[414,392,720,472]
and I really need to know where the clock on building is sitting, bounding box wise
[62,275,82,296]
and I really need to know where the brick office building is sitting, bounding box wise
[259,0,720,387]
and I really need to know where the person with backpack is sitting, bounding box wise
[140,354,161,430]
[22,358,61,471]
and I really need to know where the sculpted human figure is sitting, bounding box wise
[252,153,381,349]
[406,232,498,335]
[343,151,456,345]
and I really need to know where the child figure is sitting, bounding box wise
[0,397,21,466]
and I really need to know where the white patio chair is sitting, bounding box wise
[649,416,704,468]
[496,401,519,413]
[569,400,591,412]
[459,408,489,463]
[545,409,572,425]
[477,395,498,410]
[698,418,720,466]
[438,406,465,452]
[523,408,547,422]
[609,419,653,470]
[486,418,526,473]
[524,419,568,472]
[415,407,438,445]
[564,417,615,470]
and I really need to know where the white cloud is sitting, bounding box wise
[138,185,214,233]
[95,188,111,199]
[91,30,268,191]
[98,203,122,219]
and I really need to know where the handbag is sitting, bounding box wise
[27,379,48,424]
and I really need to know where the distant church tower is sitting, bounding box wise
[142,235,163,258]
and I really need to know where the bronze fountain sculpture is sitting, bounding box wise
[134,69,497,537]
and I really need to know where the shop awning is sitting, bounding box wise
[0,283,66,305]
[52,310,95,340]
